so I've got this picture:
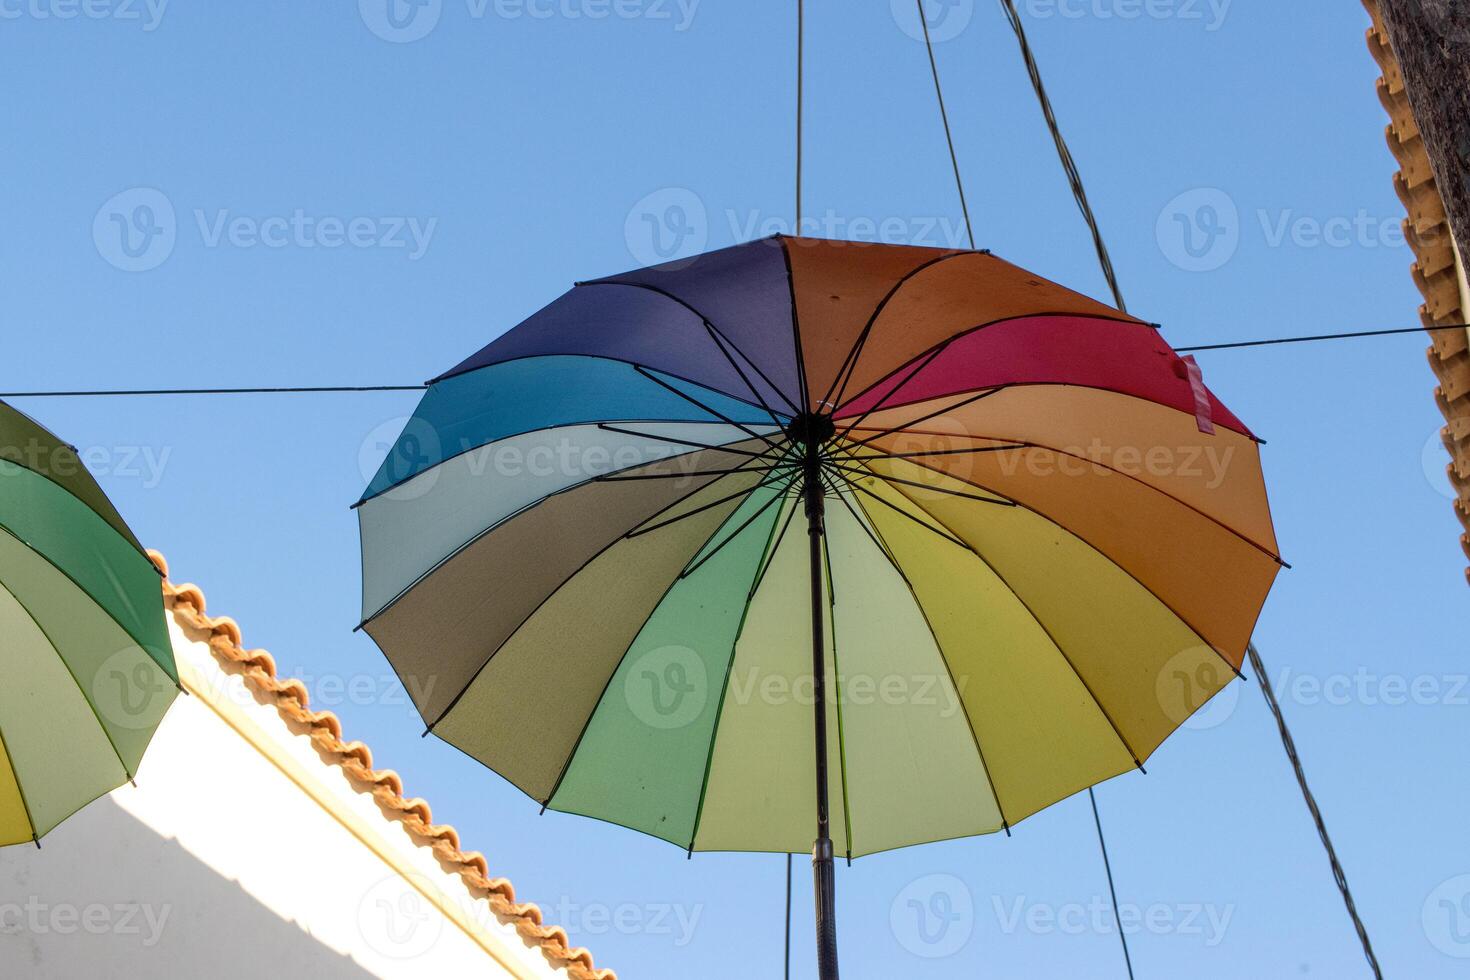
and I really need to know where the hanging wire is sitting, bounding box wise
[995,2,1386,976]
[784,852,793,979]
[796,0,804,232]
[1088,788,1136,980]
[996,0,1125,311]
[910,7,1131,972]
[913,11,1136,972]
[2,321,1465,401]
[916,0,976,248]
[994,3,1136,975]
[1175,322,1468,352]
[1246,643,1384,979]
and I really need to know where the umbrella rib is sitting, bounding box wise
[817,250,980,414]
[845,431,1288,567]
[598,464,799,483]
[820,471,905,576]
[541,480,775,817]
[595,424,785,460]
[633,365,786,452]
[702,321,792,428]
[583,279,804,416]
[896,478,1146,768]
[0,523,171,678]
[0,579,139,782]
[424,456,776,733]
[845,385,1012,448]
[819,473,877,861]
[834,442,1029,463]
[820,526,856,863]
[829,476,970,550]
[833,340,952,442]
[824,458,1015,506]
[356,413,781,508]
[777,237,813,416]
[626,448,795,539]
[873,458,1247,683]
[0,706,38,846]
[838,377,1262,447]
[0,405,148,557]
[839,481,1013,834]
[685,486,793,853]
[831,311,1143,413]
[357,435,783,628]
[747,489,803,598]
[680,474,801,579]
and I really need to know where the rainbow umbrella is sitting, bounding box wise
[0,401,177,847]
[356,236,1281,977]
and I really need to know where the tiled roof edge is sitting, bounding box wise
[147,550,616,980]
[1362,0,1470,582]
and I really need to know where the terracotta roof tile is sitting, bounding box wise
[146,550,616,980]
[1362,0,1470,581]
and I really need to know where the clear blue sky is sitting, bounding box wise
[3,2,1467,977]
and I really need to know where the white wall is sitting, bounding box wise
[0,607,571,979]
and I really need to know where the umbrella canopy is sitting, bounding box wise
[0,401,177,846]
[356,234,1281,857]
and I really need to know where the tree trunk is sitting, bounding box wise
[1377,1,1470,263]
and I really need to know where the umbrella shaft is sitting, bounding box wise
[803,455,840,980]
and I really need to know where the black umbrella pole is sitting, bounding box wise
[803,454,840,980]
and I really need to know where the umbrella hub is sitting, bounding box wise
[784,411,835,450]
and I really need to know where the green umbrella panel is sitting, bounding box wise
[0,401,178,846]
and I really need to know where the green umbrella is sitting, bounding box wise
[0,401,178,847]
